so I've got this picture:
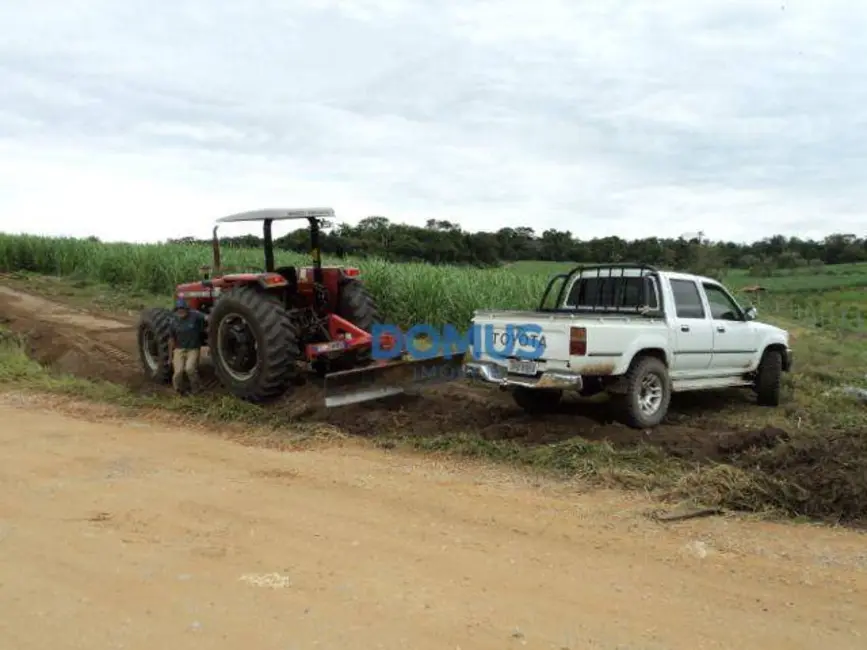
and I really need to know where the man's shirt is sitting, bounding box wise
[171,310,207,350]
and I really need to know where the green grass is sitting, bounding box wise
[0,326,346,440]
[753,290,865,333]
[730,273,867,292]
[727,261,867,278]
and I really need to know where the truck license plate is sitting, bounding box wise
[508,359,538,376]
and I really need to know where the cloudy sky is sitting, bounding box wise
[0,0,865,244]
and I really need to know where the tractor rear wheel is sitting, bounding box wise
[208,286,301,402]
[334,278,381,367]
[137,307,174,384]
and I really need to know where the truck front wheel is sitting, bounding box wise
[755,348,782,406]
[618,356,671,429]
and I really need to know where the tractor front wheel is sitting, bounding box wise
[208,286,301,402]
[137,307,174,384]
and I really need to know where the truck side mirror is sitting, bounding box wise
[744,305,757,321]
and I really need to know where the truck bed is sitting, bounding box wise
[470,309,669,377]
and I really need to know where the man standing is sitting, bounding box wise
[170,298,206,395]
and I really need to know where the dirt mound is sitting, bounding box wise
[302,382,792,463]
[731,430,867,522]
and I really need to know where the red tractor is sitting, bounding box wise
[136,208,396,403]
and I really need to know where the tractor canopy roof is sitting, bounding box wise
[217,208,335,223]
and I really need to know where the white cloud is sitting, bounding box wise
[0,0,865,244]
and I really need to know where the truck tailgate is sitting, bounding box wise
[470,310,668,375]
[469,311,572,369]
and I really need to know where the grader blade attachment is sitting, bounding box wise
[323,355,467,408]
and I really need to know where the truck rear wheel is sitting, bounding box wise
[208,286,301,403]
[512,387,562,414]
[618,355,671,428]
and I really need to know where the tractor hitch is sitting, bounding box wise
[304,314,396,360]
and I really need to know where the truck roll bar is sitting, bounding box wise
[537,263,664,316]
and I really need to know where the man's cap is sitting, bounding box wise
[175,298,188,310]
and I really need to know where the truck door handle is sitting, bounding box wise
[680,325,690,332]
[716,326,726,333]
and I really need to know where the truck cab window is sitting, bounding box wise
[703,283,742,321]
[564,275,659,310]
[669,279,706,319]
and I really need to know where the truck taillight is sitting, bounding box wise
[344,267,360,278]
[569,327,586,356]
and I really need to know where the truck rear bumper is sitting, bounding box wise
[464,361,584,391]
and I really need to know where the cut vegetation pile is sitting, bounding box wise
[675,429,867,523]
[0,232,866,526]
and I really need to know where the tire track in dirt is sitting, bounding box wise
[0,283,786,461]
[0,285,144,386]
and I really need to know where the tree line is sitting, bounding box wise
[169,216,867,275]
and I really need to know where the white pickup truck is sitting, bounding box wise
[464,264,793,429]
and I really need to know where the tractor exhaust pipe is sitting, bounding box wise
[211,225,222,274]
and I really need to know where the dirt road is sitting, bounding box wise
[1,399,865,650]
